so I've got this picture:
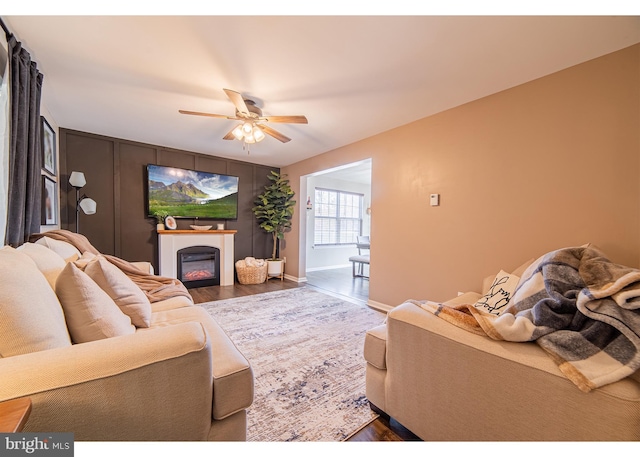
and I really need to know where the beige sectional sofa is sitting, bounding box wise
[365,255,640,441]
[0,235,253,441]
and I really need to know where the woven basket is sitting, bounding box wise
[235,261,268,284]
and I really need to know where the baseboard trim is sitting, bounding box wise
[367,300,393,313]
[284,274,307,283]
[306,264,352,272]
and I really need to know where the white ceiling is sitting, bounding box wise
[3,15,640,168]
[309,158,373,185]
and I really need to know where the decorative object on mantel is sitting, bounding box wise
[69,171,97,233]
[164,216,177,230]
[189,217,211,231]
[152,210,168,231]
[216,223,225,230]
[252,171,295,280]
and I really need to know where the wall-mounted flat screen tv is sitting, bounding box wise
[146,164,239,219]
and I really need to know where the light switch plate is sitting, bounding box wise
[430,193,440,206]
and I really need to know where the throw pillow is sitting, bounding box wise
[16,242,67,290]
[73,251,96,269]
[472,270,520,316]
[35,236,81,262]
[56,262,135,343]
[82,255,152,328]
[0,247,71,357]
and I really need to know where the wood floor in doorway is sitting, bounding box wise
[305,266,369,304]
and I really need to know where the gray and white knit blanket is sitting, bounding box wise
[420,246,640,392]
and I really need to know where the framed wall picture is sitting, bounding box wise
[42,116,56,176]
[42,175,57,225]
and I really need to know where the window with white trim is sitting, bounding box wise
[314,188,363,245]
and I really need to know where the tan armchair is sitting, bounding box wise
[364,258,640,440]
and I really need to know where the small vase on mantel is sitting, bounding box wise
[157,223,165,231]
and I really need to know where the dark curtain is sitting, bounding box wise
[4,34,43,246]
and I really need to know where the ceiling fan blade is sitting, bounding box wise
[261,115,308,124]
[179,109,237,120]
[259,124,291,143]
[223,88,250,115]
[222,127,237,140]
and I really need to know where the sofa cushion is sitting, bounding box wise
[56,262,135,343]
[0,247,71,357]
[473,270,520,316]
[148,306,253,419]
[364,324,387,370]
[82,255,152,328]
[150,295,194,313]
[73,251,96,268]
[16,242,67,289]
[35,236,82,262]
[443,291,483,307]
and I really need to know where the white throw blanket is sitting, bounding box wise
[237,257,266,268]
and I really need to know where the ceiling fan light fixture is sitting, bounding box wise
[253,125,266,142]
[232,124,244,141]
[241,122,253,135]
[180,88,306,149]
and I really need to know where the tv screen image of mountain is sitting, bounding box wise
[147,164,239,220]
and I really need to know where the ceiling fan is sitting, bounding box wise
[179,88,308,144]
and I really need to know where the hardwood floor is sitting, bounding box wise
[189,266,369,305]
[305,266,369,304]
[189,276,303,303]
[189,269,420,442]
[349,415,421,442]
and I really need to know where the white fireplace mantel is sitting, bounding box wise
[158,230,237,286]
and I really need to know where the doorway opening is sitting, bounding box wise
[302,159,372,304]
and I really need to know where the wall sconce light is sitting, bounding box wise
[69,171,97,233]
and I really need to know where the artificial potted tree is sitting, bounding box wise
[252,171,296,279]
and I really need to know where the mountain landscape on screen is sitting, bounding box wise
[147,164,239,219]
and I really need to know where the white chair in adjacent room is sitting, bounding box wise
[349,236,370,278]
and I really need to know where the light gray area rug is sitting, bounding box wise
[199,287,387,441]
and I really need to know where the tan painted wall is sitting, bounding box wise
[282,44,640,307]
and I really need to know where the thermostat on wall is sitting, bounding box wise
[430,193,440,206]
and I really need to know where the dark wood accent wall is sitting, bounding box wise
[59,129,277,270]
